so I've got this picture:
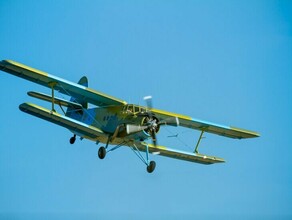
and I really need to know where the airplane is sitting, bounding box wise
[0,60,260,173]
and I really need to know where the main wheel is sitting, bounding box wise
[98,147,106,159]
[147,161,156,173]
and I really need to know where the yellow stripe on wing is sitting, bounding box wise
[151,108,192,120]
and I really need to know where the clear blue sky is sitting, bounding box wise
[0,1,291,219]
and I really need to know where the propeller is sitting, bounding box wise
[143,96,158,146]
[126,96,180,147]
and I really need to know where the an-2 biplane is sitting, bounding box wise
[0,60,259,173]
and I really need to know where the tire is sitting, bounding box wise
[147,161,156,173]
[69,136,76,144]
[98,147,106,159]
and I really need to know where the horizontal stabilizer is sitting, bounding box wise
[133,142,225,165]
[19,102,106,140]
[28,91,83,110]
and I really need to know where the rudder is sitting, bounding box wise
[65,76,88,119]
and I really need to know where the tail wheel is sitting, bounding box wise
[69,135,76,144]
[147,161,156,173]
[98,147,106,159]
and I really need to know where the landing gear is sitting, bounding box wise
[98,146,106,159]
[70,134,76,144]
[96,136,156,173]
[147,161,156,173]
[98,136,110,159]
[131,143,157,173]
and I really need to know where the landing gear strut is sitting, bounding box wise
[97,136,111,159]
[70,134,76,144]
[130,143,157,173]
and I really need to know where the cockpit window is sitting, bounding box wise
[124,104,145,114]
[128,105,134,113]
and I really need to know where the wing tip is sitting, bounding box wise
[1,59,17,66]
[231,126,260,139]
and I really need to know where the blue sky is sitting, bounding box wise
[0,1,291,219]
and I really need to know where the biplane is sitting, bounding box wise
[0,60,259,173]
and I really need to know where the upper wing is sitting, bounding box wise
[152,108,260,139]
[0,60,127,107]
[132,141,225,165]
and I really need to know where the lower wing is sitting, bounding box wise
[19,102,106,140]
[131,141,225,165]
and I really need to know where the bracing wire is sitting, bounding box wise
[56,83,103,127]
[163,126,194,151]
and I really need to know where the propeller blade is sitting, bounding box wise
[159,117,180,127]
[143,96,153,110]
[151,130,157,147]
[126,124,148,134]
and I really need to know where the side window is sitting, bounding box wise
[134,106,140,113]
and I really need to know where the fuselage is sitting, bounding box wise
[68,104,153,144]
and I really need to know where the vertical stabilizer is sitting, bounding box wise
[65,76,88,119]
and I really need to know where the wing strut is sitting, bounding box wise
[48,81,57,112]
[194,130,205,153]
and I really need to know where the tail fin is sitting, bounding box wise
[65,76,88,119]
